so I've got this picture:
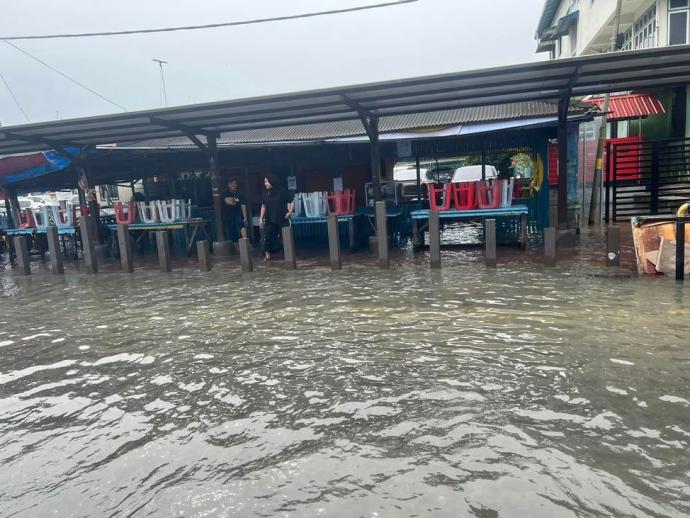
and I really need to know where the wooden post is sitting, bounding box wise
[46,226,64,275]
[544,227,556,267]
[369,117,382,201]
[485,219,497,268]
[117,223,134,273]
[80,215,98,274]
[197,240,211,272]
[282,225,296,270]
[429,211,441,269]
[327,214,342,270]
[208,134,230,255]
[239,237,253,272]
[676,219,685,282]
[156,231,172,273]
[375,200,389,269]
[606,226,620,267]
[13,236,30,275]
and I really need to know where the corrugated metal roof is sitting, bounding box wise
[584,92,665,120]
[2,43,688,156]
[115,101,576,148]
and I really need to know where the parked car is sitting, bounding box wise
[451,165,499,183]
[394,166,431,200]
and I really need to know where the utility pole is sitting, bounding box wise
[153,58,168,107]
[588,0,623,225]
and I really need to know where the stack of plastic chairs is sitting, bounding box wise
[114,202,137,224]
[292,193,304,217]
[174,199,192,220]
[303,192,327,218]
[156,200,176,223]
[500,178,515,208]
[33,208,50,231]
[429,183,453,211]
[17,209,36,230]
[452,182,477,210]
[49,204,74,228]
[137,202,159,224]
[327,189,356,215]
[476,180,504,209]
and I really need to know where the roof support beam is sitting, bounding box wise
[0,131,82,150]
[149,116,208,151]
[342,95,381,201]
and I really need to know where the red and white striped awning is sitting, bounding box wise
[585,92,665,120]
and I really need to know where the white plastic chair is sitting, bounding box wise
[156,200,176,223]
[174,199,192,220]
[293,193,304,217]
[49,204,73,228]
[303,192,327,218]
[137,202,159,224]
[34,207,49,231]
[501,178,515,207]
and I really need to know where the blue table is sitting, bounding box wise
[107,219,210,256]
[3,226,78,260]
[410,205,529,247]
[290,213,361,251]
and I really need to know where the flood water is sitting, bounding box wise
[0,239,689,517]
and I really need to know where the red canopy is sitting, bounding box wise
[586,92,665,121]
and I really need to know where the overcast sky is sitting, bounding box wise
[0,0,545,126]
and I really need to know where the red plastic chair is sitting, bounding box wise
[476,180,504,209]
[327,189,356,215]
[114,201,137,224]
[452,182,477,210]
[17,209,36,230]
[429,183,453,211]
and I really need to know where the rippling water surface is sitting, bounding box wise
[1,244,689,517]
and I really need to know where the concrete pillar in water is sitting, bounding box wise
[239,237,253,272]
[156,231,172,273]
[80,215,98,274]
[13,236,30,275]
[606,226,620,267]
[544,227,556,267]
[117,224,134,273]
[46,225,65,275]
[282,225,296,270]
[429,211,441,269]
[46,226,64,275]
[197,240,211,272]
[375,201,389,269]
[327,214,342,271]
[485,218,497,268]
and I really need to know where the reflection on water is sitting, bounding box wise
[0,241,689,517]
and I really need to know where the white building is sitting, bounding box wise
[536,0,690,138]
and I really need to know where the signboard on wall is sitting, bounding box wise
[397,140,412,158]
[287,175,297,190]
[333,177,343,192]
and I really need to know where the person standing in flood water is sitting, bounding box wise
[259,175,294,261]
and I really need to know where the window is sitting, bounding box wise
[622,4,657,50]
[669,0,689,45]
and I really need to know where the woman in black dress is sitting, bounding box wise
[259,175,295,260]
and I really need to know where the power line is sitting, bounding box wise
[0,1,418,40]
[0,69,31,122]
[2,40,128,111]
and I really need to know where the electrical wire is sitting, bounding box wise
[2,40,127,111]
[0,69,31,122]
[0,0,418,40]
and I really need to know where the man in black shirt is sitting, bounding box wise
[222,178,248,242]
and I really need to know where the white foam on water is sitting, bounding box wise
[610,358,635,366]
[305,391,324,398]
[215,394,245,406]
[78,345,90,351]
[638,400,648,408]
[90,353,154,366]
[51,338,66,343]
[150,316,164,321]
[144,399,175,412]
[438,379,474,388]
[270,336,298,341]
[342,358,368,364]
[95,325,108,329]
[151,375,172,385]
[659,395,689,405]
[263,379,280,386]
[481,383,503,391]
[104,394,123,405]
[0,359,77,385]
[179,335,192,340]
[606,386,629,395]
[0,340,14,347]
[535,365,564,372]
[209,367,228,374]
[178,382,205,392]
[194,354,214,360]
[21,333,52,341]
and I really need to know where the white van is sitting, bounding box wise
[451,165,499,183]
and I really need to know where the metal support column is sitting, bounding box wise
[13,236,30,275]
[557,96,569,229]
[208,134,230,254]
[676,218,685,281]
[429,211,441,269]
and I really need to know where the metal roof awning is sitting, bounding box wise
[584,92,666,120]
[539,11,579,42]
[0,44,688,156]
